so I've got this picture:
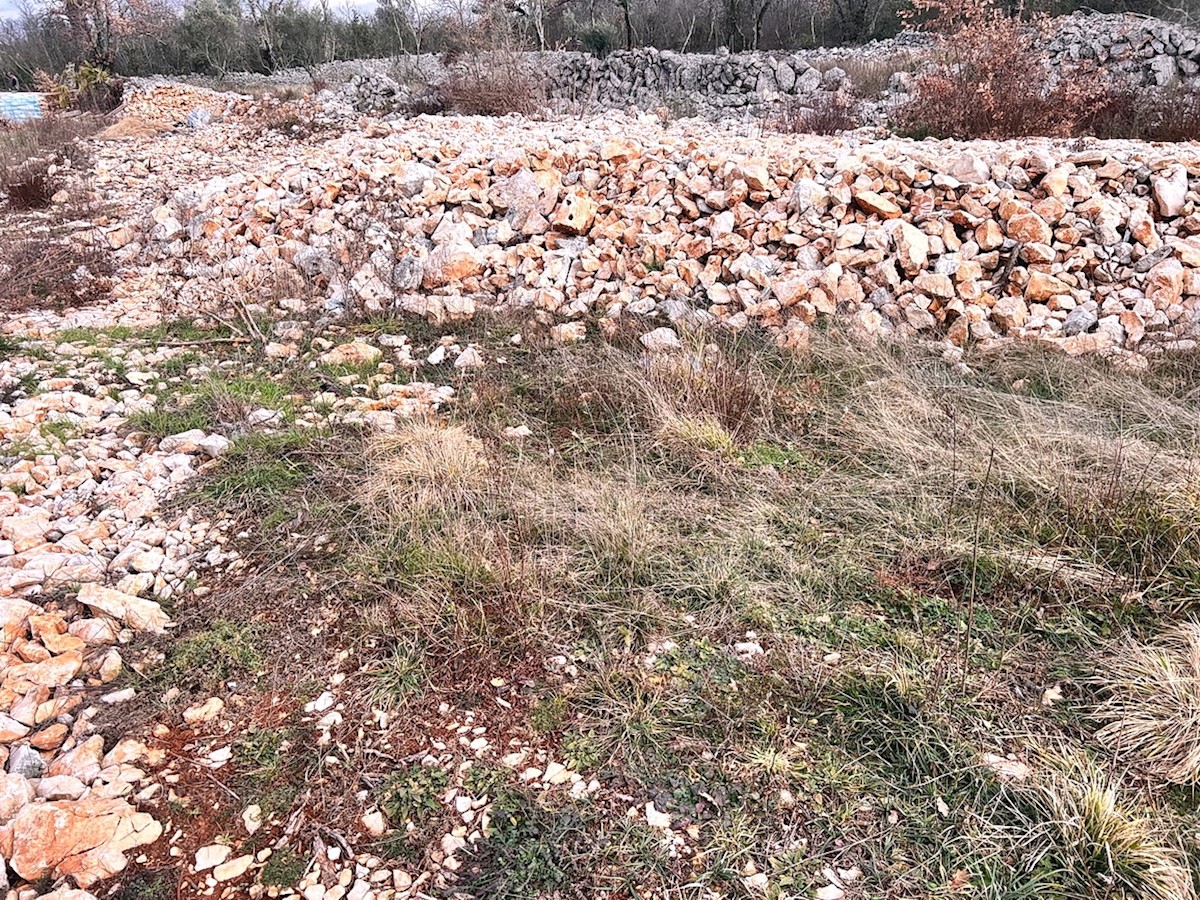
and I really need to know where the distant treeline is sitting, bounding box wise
[0,0,1191,83]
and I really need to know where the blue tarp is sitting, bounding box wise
[0,94,44,123]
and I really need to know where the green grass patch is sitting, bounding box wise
[218,329,1200,897]
[163,619,262,692]
[259,847,308,888]
[116,869,178,900]
[365,642,427,708]
[127,406,214,438]
[199,428,315,510]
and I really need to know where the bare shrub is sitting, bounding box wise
[250,100,331,140]
[438,62,541,116]
[0,236,114,312]
[435,4,543,116]
[768,91,859,134]
[892,0,1106,139]
[1093,623,1200,784]
[398,90,449,117]
[1,118,95,214]
[1085,84,1200,143]
[2,157,58,210]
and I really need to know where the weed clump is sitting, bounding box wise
[434,3,543,116]
[1086,83,1200,143]
[199,428,315,512]
[260,847,308,888]
[164,619,262,691]
[460,789,581,897]
[378,763,449,826]
[438,67,542,117]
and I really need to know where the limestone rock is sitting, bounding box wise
[76,584,169,633]
[1153,165,1188,218]
[640,327,682,352]
[853,189,902,220]
[423,242,485,289]
[320,342,382,367]
[2,797,163,888]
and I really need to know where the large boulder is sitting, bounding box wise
[0,797,163,888]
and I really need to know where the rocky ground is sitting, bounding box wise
[0,84,1198,900]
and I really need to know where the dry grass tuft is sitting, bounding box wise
[807,51,919,97]
[611,335,786,447]
[1009,751,1196,900]
[798,338,1200,573]
[361,423,491,521]
[655,412,736,458]
[0,114,102,171]
[251,101,332,140]
[1093,623,1200,784]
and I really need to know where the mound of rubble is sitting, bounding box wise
[114,102,1200,363]
[0,368,219,892]
[119,83,252,130]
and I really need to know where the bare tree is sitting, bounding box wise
[505,0,582,50]
[242,0,278,69]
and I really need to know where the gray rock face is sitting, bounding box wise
[1064,305,1100,336]
[7,744,44,779]
[391,255,422,292]
[343,71,401,111]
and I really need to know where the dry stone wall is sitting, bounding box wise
[181,12,1200,120]
[1047,12,1200,85]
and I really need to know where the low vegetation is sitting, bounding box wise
[1,115,101,210]
[768,91,860,134]
[175,318,1200,897]
[0,236,114,313]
